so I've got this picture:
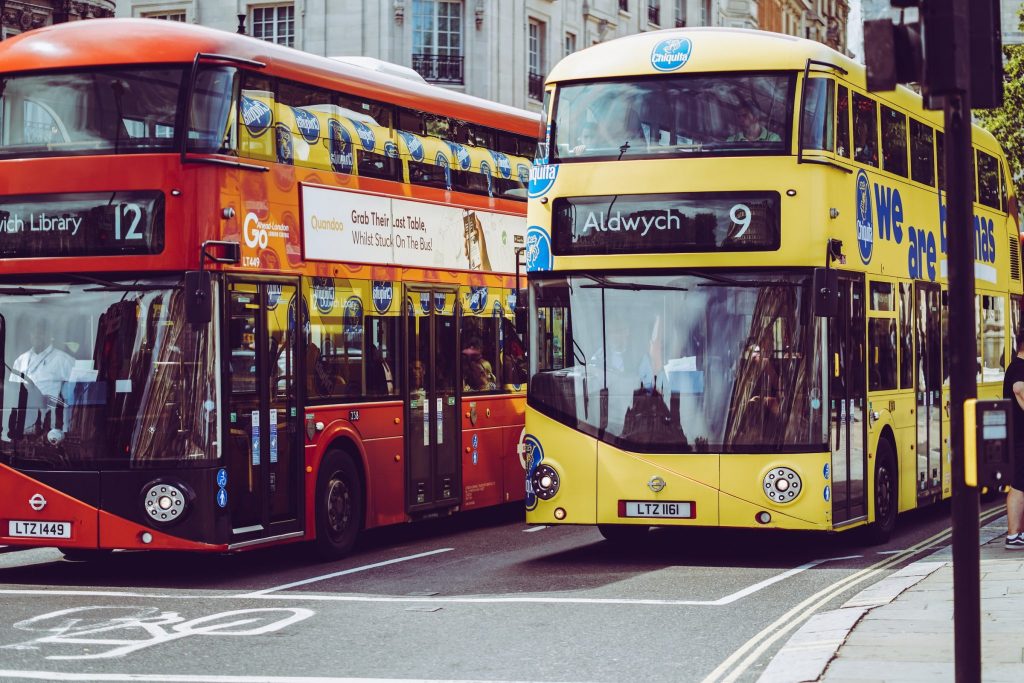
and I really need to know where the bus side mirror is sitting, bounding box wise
[184,270,212,326]
[813,268,838,318]
[514,288,528,331]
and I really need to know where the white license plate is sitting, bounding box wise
[621,501,694,519]
[8,520,72,539]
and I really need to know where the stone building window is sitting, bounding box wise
[251,4,294,48]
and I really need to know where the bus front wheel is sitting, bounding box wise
[864,440,898,545]
[314,449,364,561]
[598,524,650,544]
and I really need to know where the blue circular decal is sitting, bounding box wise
[518,163,531,186]
[525,226,553,272]
[372,281,393,314]
[266,283,283,311]
[433,291,446,313]
[216,468,228,488]
[217,488,228,508]
[524,434,544,511]
[343,296,363,334]
[293,107,321,144]
[651,36,693,72]
[823,485,831,502]
[446,141,472,171]
[479,160,494,196]
[275,123,293,166]
[419,292,431,314]
[329,119,354,174]
[241,96,273,137]
[492,298,503,318]
[350,119,376,152]
[468,286,488,313]
[490,151,512,178]
[507,289,518,313]
[436,152,452,189]
[312,277,335,314]
[528,163,558,199]
[384,140,399,158]
[399,131,424,162]
[856,169,874,264]
[823,463,830,480]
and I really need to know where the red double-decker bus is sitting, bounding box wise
[0,19,537,559]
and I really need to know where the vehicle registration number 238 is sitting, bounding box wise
[8,520,72,539]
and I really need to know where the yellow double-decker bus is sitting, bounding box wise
[522,28,1021,543]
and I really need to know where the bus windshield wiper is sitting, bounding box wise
[580,274,688,292]
[0,287,69,296]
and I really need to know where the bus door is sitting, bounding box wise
[405,286,461,513]
[830,274,867,526]
[224,279,303,543]
[915,282,943,504]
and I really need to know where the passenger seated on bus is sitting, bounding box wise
[464,357,497,392]
[366,343,395,395]
[727,102,781,143]
[744,337,782,418]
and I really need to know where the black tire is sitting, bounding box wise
[597,524,650,545]
[314,449,364,561]
[863,439,898,545]
[59,548,114,562]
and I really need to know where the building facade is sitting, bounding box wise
[1,0,115,39]
[759,0,848,54]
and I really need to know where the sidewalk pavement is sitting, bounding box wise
[759,517,1024,682]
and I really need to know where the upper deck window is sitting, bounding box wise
[0,68,184,160]
[551,73,792,162]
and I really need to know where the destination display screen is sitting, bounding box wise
[0,191,165,258]
[552,191,780,255]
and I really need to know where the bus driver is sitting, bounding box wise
[7,319,75,439]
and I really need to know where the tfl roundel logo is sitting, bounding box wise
[856,169,874,264]
[528,164,558,199]
[525,226,552,272]
[651,37,692,72]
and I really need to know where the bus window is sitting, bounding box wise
[800,78,834,151]
[909,119,934,186]
[869,318,897,391]
[852,92,878,166]
[1012,296,1022,340]
[188,66,238,154]
[977,150,1001,209]
[337,94,399,181]
[981,295,1006,382]
[870,281,894,311]
[460,300,500,393]
[936,132,945,190]
[880,105,907,178]
[364,313,399,397]
[898,282,913,389]
[1001,160,1009,211]
[836,85,850,158]
[305,277,362,401]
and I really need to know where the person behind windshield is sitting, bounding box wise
[570,122,601,155]
[728,101,781,143]
[7,319,75,440]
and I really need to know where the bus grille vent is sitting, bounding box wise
[1011,235,1021,281]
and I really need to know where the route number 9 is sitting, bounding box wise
[114,203,144,240]
[730,204,752,238]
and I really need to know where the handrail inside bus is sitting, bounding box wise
[797,58,850,173]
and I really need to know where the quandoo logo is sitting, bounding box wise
[241,96,272,137]
[399,131,424,162]
[468,286,488,313]
[523,434,544,511]
[349,119,376,152]
[528,164,558,199]
[292,108,320,144]
[329,120,353,174]
[372,281,393,313]
[312,277,335,314]
[525,226,552,272]
[651,37,693,72]
[856,169,874,264]
[490,151,512,178]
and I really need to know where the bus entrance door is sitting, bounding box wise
[830,274,868,527]
[224,280,303,545]
[914,282,944,504]
[405,286,461,514]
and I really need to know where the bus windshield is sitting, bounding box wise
[529,271,825,453]
[0,67,186,159]
[0,276,218,469]
[552,73,793,161]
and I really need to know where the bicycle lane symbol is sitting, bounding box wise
[1,605,315,660]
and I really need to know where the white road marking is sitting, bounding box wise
[0,673,552,682]
[238,548,454,596]
[523,526,547,532]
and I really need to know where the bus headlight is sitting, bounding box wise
[531,464,560,500]
[763,467,802,504]
[142,481,191,524]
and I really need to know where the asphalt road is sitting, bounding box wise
[0,498,1005,683]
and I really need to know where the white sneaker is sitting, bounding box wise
[1005,533,1024,550]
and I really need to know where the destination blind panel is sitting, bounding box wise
[552,191,780,255]
[0,191,165,258]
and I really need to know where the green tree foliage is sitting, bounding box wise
[976,7,1024,203]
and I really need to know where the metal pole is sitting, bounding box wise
[944,83,982,683]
